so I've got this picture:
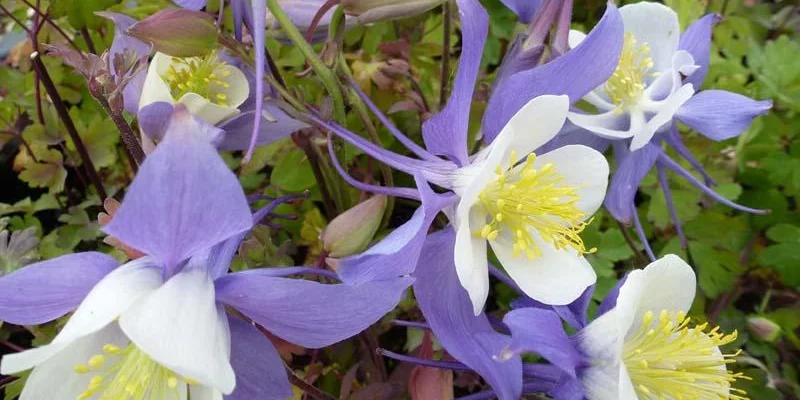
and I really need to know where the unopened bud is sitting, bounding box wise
[341,0,445,24]
[127,9,218,57]
[321,195,387,257]
[747,316,781,342]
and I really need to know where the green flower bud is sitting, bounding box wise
[321,195,387,257]
[341,0,446,24]
[127,9,218,57]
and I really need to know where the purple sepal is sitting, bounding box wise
[503,308,582,377]
[414,229,523,400]
[246,0,268,162]
[537,120,611,155]
[482,3,623,143]
[679,13,721,89]
[335,176,454,285]
[0,252,117,325]
[675,90,772,141]
[604,142,661,224]
[172,0,208,10]
[218,104,309,151]
[226,317,293,400]
[103,109,253,275]
[499,0,541,23]
[215,270,412,348]
[420,0,488,165]
[137,101,174,142]
[509,285,593,331]
[97,12,150,114]
[596,274,628,318]
[230,0,253,41]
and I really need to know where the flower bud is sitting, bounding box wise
[321,195,387,257]
[341,0,445,24]
[127,9,218,57]
[747,316,781,342]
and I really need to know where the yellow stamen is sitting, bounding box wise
[623,309,751,400]
[73,342,197,400]
[474,152,594,258]
[606,32,656,113]
[162,52,234,106]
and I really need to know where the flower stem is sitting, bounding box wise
[93,95,145,171]
[31,52,108,199]
[266,0,346,122]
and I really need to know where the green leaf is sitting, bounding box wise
[647,189,700,229]
[270,148,316,192]
[765,224,800,243]
[759,244,800,286]
[690,243,742,298]
[18,149,68,194]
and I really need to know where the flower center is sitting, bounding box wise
[73,343,194,399]
[162,53,233,107]
[606,32,654,112]
[623,310,750,400]
[475,152,595,259]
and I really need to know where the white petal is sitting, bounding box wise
[623,254,696,337]
[535,145,609,217]
[0,259,162,374]
[491,232,596,305]
[189,385,224,400]
[567,110,634,140]
[498,95,569,162]
[619,2,680,73]
[217,65,249,109]
[617,363,639,400]
[568,29,587,49]
[119,267,235,394]
[19,324,128,400]
[631,83,694,150]
[454,206,490,315]
[139,53,177,110]
[178,92,241,126]
[584,91,615,111]
[577,309,625,400]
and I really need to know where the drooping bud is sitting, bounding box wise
[321,195,387,257]
[127,9,218,57]
[341,0,445,24]
[747,316,781,342]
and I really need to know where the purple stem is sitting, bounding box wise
[326,138,422,201]
[244,0,267,163]
[658,154,769,215]
[553,0,574,54]
[347,78,438,162]
[630,202,656,261]
[252,192,310,223]
[656,164,687,249]
[663,127,716,186]
[376,349,472,371]
[391,319,431,330]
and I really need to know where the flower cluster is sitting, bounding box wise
[0,0,773,399]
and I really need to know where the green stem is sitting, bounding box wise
[266,0,346,122]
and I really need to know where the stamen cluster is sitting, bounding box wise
[74,342,189,400]
[475,151,595,259]
[606,32,655,112]
[623,309,750,400]
[162,53,233,107]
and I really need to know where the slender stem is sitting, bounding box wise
[18,0,82,51]
[0,338,25,352]
[266,0,345,122]
[0,4,32,35]
[439,1,451,108]
[80,27,97,54]
[630,204,655,262]
[94,96,145,168]
[32,53,108,199]
[285,367,337,400]
[377,349,471,371]
[616,219,647,265]
[293,131,338,218]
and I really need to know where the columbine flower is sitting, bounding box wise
[139,51,249,125]
[502,255,749,400]
[0,108,410,400]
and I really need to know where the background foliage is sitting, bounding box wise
[0,0,797,398]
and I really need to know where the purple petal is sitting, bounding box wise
[553,285,593,330]
[596,274,628,318]
[137,101,174,142]
[104,109,253,275]
[421,0,488,165]
[500,0,541,23]
[503,308,582,377]
[215,272,413,348]
[97,12,150,114]
[414,229,522,400]
[604,142,661,224]
[483,3,623,143]
[537,120,611,155]
[227,317,292,400]
[679,13,721,89]
[231,0,253,41]
[0,253,117,325]
[172,0,208,10]
[335,176,454,285]
[675,90,772,141]
[218,104,309,151]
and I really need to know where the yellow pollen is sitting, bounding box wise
[623,309,751,400]
[474,152,594,259]
[606,32,656,113]
[162,52,234,107]
[72,342,194,400]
